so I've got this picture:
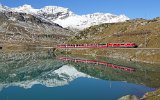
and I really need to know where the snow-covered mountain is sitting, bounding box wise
[54,13,129,30]
[0,4,129,30]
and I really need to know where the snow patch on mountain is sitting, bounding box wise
[38,6,74,15]
[12,4,38,14]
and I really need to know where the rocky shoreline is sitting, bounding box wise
[118,89,160,100]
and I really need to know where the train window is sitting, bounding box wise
[98,44,106,46]
[114,44,118,45]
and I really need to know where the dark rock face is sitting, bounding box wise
[37,9,70,20]
[0,12,8,20]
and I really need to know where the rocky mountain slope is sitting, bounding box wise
[0,5,74,49]
[1,4,129,30]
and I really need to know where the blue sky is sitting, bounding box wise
[0,0,160,19]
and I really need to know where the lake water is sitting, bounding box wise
[0,50,159,100]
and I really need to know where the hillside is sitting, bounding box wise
[65,18,160,64]
[0,10,74,50]
[69,18,160,47]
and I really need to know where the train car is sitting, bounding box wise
[107,43,137,48]
[57,44,98,48]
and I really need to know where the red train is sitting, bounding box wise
[57,43,137,48]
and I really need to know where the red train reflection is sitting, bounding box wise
[58,57,135,73]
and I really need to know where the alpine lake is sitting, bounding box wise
[0,49,159,100]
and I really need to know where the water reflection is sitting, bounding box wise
[58,57,135,72]
[58,55,160,88]
[0,50,159,100]
[0,50,90,90]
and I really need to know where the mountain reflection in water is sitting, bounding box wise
[0,50,159,100]
[0,50,90,90]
